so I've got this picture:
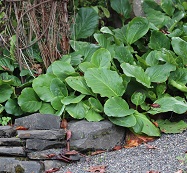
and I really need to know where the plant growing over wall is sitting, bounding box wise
[2,0,187,136]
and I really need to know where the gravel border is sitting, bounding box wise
[59,131,187,173]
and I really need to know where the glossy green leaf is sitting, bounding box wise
[88,97,103,112]
[91,48,111,68]
[156,119,187,133]
[149,30,170,50]
[61,94,85,105]
[66,76,93,95]
[0,58,14,72]
[0,84,13,103]
[71,7,99,40]
[0,104,4,114]
[121,63,151,88]
[109,115,136,127]
[131,91,146,106]
[5,98,23,116]
[161,0,175,16]
[148,96,187,114]
[85,68,125,97]
[114,46,134,64]
[126,17,149,45]
[18,88,42,113]
[39,102,56,114]
[85,109,104,122]
[104,97,134,117]
[32,74,55,102]
[171,37,187,58]
[110,0,132,19]
[145,63,176,83]
[132,111,161,136]
[51,96,64,110]
[50,78,68,97]
[79,62,96,73]
[52,61,75,80]
[66,102,87,119]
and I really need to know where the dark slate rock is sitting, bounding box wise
[0,147,26,156]
[0,157,43,173]
[17,129,66,140]
[0,137,25,146]
[28,148,63,160]
[69,120,125,151]
[26,139,66,151]
[14,113,61,130]
[0,126,16,137]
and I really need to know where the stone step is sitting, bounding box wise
[0,137,25,146]
[17,129,65,140]
[0,126,16,138]
[0,147,26,156]
[0,157,43,173]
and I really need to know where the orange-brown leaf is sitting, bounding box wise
[112,145,122,151]
[124,131,155,148]
[146,171,160,173]
[86,165,107,172]
[66,130,72,141]
[144,143,157,149]
[91,150,106,156]
[45,168,60,173]
[46,154,56,158]
[16,126,29,130]
[61,119,68,129]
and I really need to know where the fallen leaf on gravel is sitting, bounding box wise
[144,143,158,149]
[16,126,29,130]
[146,171,161,173]
[112,145,122,151]
[174,170,183,173]
[86,165,107,172]
[124,131,155,148]
[45,168,60,173]
[91,150,106,156]
[65,150,79,155]
[65,171,72,173]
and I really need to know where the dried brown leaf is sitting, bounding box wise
[46,154,56,158]
[124,131,155,148]
[91,150,106,156]
[86,165,107,173]
[144,143,158,149]
[112,145,122,151]
[16,126,29,130]
[45,168,60,173]
[61,119,68,130]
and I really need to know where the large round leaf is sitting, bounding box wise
[131,91,146,106]
[91,48,111,68]
[132,111,160,137]
[32,74,55,102]
[52,61,75,80]
[109,115,136,127]
[70,7,99,40]
[0,84,13,103]
[121,63,151,88]
[65,76,93,95]
[18,88,42,113]
[104,97,134,117]
[126,17,149,45]
[39,102,56,114]
[50,78,68,97]
[85,109,104,122]
[65,102,87,119]
[5,98,23,116]
[84,68,125,97]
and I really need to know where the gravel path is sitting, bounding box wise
[59,131,187,173]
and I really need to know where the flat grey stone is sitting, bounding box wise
[0,147,26,156]
[17,129,65,140]
[0,137,24,146]
[44,160,67,171]
[14,113,61,130]
[26,139,66,151]
[0,157,43,173]
[0,126,16,137]
[69,120,125,151]
[28,148,63,160]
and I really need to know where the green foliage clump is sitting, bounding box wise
[1,0,187,137]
